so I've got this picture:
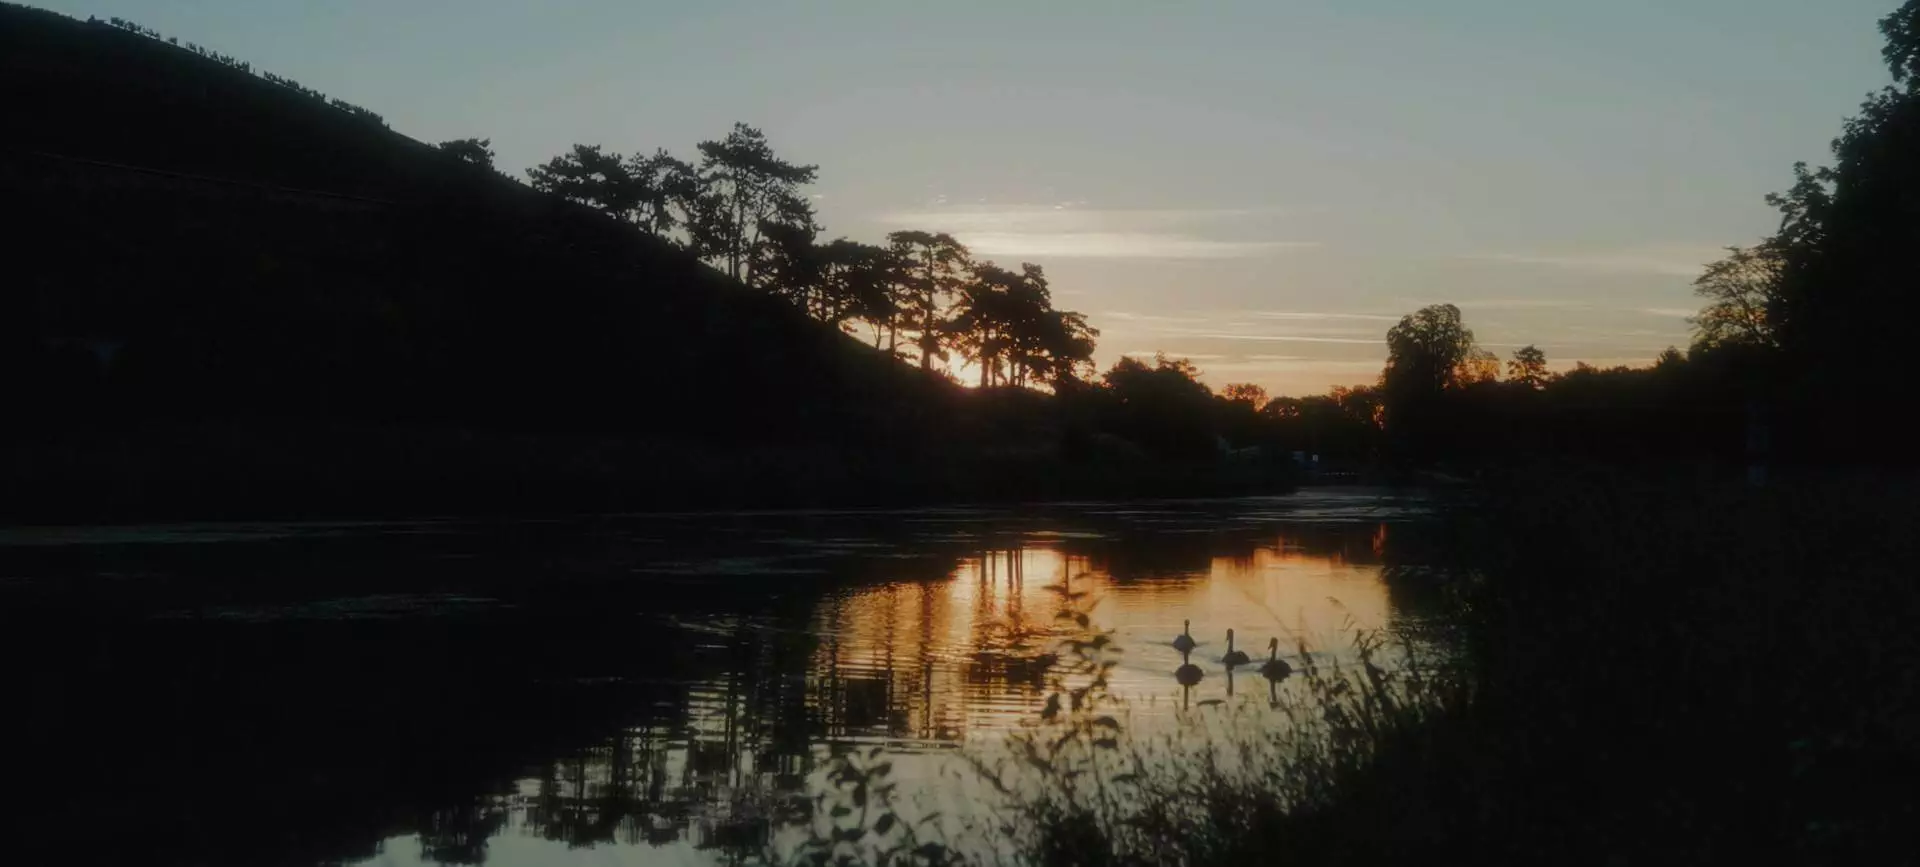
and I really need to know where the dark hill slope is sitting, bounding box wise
[0,4,950,449]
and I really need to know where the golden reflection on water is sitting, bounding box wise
[343,507,1436,866]
[804,526,1400,749]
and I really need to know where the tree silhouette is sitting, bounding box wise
[951,261,1022,386]
[1690,246,1781,350]
[813,239,896,328]
[886,230,971,371]
[995,264,1061,387]
[693,123,818,285]
[1884,0,1920,83]
[1222,383,1268,409]
[436,138,495,170]
[1098,354,1219,459]
[1034,309,1099,386]
[1728,0,1920,455]
[1507,345,1551,390]
[527,144,643,220]
[1382,304,1479,462]
[527,144,699,240]
[951,260,1074,387]
[757,219,825,310]
[1384,304,1476,399]
[627,148,701,239]
[1458,348,1501,385]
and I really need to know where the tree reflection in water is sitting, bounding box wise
[0,492,1445,867]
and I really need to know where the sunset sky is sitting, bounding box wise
[44,0,1897,395]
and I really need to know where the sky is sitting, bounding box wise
[42,0,1899,395]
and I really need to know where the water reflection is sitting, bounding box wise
[0,491,1451,867]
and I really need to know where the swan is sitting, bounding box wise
[1259,637,1292,681]
[1221,628,1251,667]
[1171,619,1197,653]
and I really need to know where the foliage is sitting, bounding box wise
[1456,348,1499,385]
[1095,354,1220,459]
[886,231,972,370]
[1690,245,1782,350]
[1383,304,1476,399]
[436,138,496,170]
[1505,345,1550,390]
[1744,0,1920,456]
[1380,304,1479,464]
[525,144,702,240]
[698,123,821,284]
[1221,383,1267,408]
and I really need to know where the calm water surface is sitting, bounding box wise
[1,490,1456,867]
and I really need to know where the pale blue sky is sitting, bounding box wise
[41,0,1897,394]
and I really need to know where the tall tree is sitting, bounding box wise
[814,240,896,329]
[886,230,971,371]
[1382,303,1477,460]
[1384,304,1476,398]
[526,144,641,220]
[625,149,701,240]
[952,261,1067,387]
[1690,246,1783,349]
[1033,309,1099,386]
[1507,344,1551,390]
[757,221,825,310]
[952,261,1022,386]
[1768,0,1920,411]
[996,264,1098,388]
[693,123,819,286]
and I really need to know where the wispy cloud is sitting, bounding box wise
[1123,351,1228,360]
[1103,311,1215,324]
[1458,244,1728,278]
[1170,332,1380,345]
[1455,298,1596,311]
[875,205,1315,260]
[1198,358,1388,374]
[963,233,1312,259]
[1247,310,1402,322]
[1102,310,1383,339]
[1638,307,1696,318]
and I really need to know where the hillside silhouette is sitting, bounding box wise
[0,6,1023,518]
[4,3,950,432]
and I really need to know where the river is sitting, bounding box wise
[1,489,1455,867]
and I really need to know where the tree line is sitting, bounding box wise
[92,15,387,127]
[1143,0,1920,472]
[478,125,1100,388]
[455,104,1839,472]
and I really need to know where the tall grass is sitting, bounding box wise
[783,583,1466,867]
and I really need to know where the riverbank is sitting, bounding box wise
[0,419,1300,524]
[1178,468,1919,863]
